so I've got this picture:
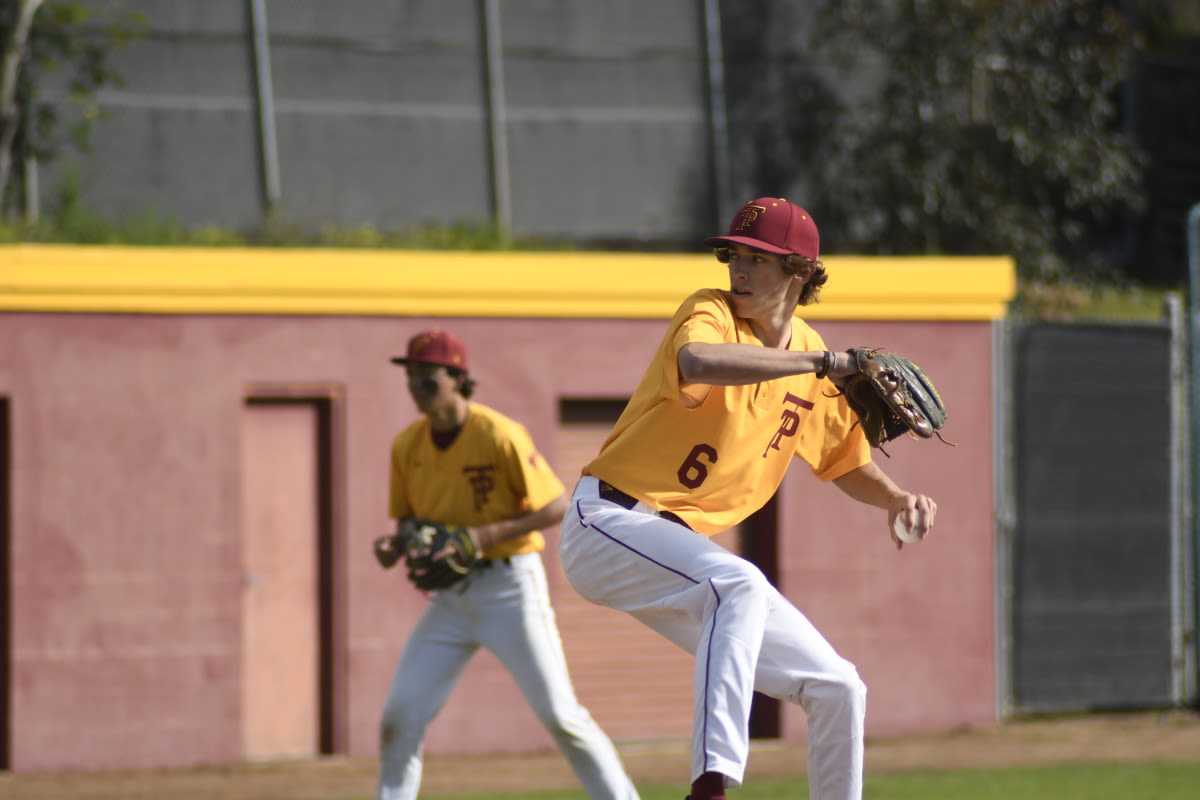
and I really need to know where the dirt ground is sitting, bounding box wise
[2,709,1199,800]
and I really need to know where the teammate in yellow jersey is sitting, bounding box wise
[377,330,639,800]
[560,198,938,800]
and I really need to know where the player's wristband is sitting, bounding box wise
[815,350,834,379]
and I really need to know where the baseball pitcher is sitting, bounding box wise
[559,198,943,800]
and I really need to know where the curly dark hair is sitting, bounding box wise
[783,254,827,307]
[713,247,828,307]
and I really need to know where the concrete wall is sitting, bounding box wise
[48,0,715,241]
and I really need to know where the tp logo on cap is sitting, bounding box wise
[733,203,767,233]
[703,197,820,260]
[391,330,469,370]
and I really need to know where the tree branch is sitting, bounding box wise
[0,0,46,213]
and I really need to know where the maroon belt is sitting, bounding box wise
[597,480,692,531]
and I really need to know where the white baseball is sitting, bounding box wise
[892,510,924,543]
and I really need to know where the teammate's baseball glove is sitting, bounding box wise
[839,347,951,451]
[373,532,405,570]
[375,518,481,592]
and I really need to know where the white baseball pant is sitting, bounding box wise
[377,550,639,800]
[560,476,867,800]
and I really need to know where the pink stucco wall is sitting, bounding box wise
[0,311,995,771]
[776,321,996,740]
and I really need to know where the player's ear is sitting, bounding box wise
[789,257,814,282]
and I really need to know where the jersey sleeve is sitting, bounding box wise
[797,390,872,481]
[670,290,734,407]
[500,423,565,513]
[387,431,414,520]
[788,320,872,480]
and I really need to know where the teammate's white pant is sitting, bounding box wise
[561,477,867,800]
[377,551,639,800]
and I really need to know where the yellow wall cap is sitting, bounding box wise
[0,245,1015,320]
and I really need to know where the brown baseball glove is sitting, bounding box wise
[838,347,951,451]
[374,518,480,591]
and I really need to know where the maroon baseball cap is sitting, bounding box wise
[703,197,820,260]
[390,329,469,370]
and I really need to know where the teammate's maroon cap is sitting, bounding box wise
[703,197,820,260]
[391,329,469,370]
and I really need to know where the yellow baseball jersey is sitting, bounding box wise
[389,403,565,559]
[585,288,871,536]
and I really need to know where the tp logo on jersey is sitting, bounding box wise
[763,392,814,457]
[463,465,496,510]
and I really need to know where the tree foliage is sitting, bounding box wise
[819,0,1149,281]
[0,1,142,218]
[730,0,1151,283]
